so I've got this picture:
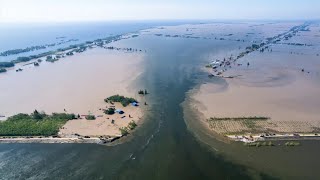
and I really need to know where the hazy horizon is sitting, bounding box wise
[1,0,319,23]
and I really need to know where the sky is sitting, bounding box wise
[0,0,319,22]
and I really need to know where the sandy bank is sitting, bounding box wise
[0,47,146,137]
[59,102,143,137]
[187,24,320,137]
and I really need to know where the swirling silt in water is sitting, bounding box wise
[0,32,274,180]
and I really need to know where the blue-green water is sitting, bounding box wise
[0,20,208,62]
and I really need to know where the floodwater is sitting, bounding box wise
[0,49,143,119]
[0,21,319,179]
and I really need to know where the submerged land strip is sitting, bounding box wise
[0,33,143,73]
[205,22,312,78]
[188,22,320,144]
[206,117,320,143]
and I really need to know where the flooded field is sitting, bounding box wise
[0,48,144,119]
[0,21,320,179]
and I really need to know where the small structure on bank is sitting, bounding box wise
[131,102,139,106]
[115,109,124,114]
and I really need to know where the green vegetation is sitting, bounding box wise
[119,121,138,136]
[244,141,274,147]
[16,56,31,62]
[0,39,78,57]
[85,115,96,120]
[0,68,7,73]
[46,55,53,60]
[138,89,148,95]
[0,62,14,68]
[0,110,76,136]
[46,58,58,63]
[66,52,74,56]
[119,127,129,136]
[285,141,300,146]
[119,120,138,136]
[105,95,137,107]
[104,108,115,115]
[128,120,137,130]
[208,117,270,121]
[2,35,122,69]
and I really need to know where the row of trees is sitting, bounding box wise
[0,62,14,68]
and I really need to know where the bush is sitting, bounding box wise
[105,95,137,107]
[128,120,137,130]
[119,127,129,136]
[0,69,7,73]
[31,110,47,120]
[138,89,148,95]
[0,62,14,68]
[7,113,31,121]
[16,56,31,62]
[104,108,115,115]
[85,115,96,120]
[50,113,76,120]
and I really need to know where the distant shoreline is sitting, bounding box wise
[0,32,144,73]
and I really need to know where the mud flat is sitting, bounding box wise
[59,102,143,137]
[0,45,146,138]
[185,22,320,141]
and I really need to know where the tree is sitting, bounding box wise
[32,110,46,120]
[85,114,96,120]
[119,127,129,136]
[0,62,14,68]
[128,121,137,130]
[0,69,7,73]
[104,108,115,115]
